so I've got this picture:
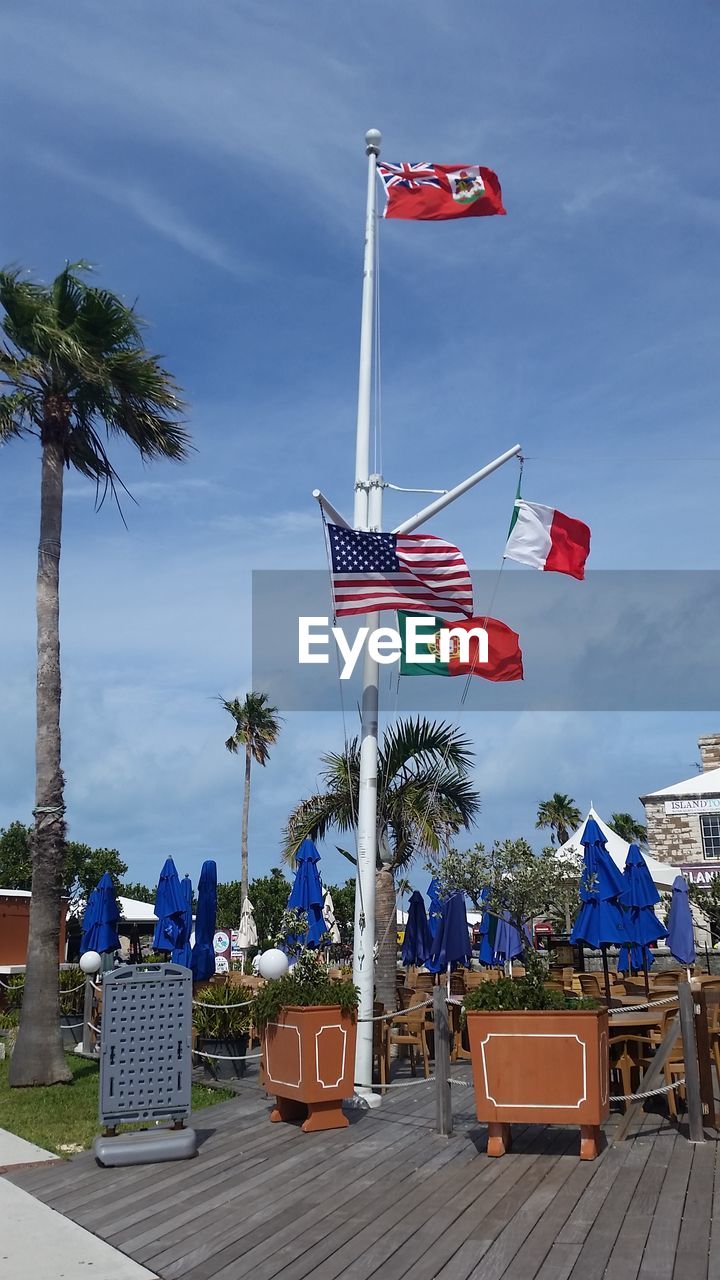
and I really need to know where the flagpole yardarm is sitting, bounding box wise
[352,128,383,1110]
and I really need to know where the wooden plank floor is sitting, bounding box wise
[4,1065,717,1280]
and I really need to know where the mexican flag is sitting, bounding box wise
[398,612,523,681]
[504,500,590,581]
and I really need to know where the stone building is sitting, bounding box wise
[640,734,720,887]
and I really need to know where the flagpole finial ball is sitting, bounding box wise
[365,129,381,156]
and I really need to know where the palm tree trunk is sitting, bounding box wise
[241,743,251,902]
[10,438,71,1086]
[374,867,397,1013]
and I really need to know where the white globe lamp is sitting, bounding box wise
[258,948,290,980]
[79,950,102,975]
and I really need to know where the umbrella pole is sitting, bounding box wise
[642,950,650,1000]
[601,946,611,1005]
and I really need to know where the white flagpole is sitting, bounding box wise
[351,128,383,1107]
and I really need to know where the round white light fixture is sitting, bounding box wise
[257,948,290,980]
[79,950,102,975]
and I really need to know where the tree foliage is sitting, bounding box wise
[0,821,127,912]
[216,867,291,949]
[437,838,582,942]
[535,794,581,846]
[610,812,648,847]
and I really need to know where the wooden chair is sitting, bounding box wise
[579,973,605,999]
[449,972,465,996]
[372,1002,390,1094]
[411,972,436,995]
[608,1030,659,1109]
[388,987,431,1077]
[464,971,493,989]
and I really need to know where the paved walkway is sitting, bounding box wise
[5,1067,716,1280]
[0,1125,155,1280]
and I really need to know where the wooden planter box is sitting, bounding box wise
[262,1005,357,1132]
[466,1008,609,1159]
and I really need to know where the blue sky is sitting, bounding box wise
[1,1,719,896]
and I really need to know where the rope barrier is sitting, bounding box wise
[358,997,432,1023]
[191,996,253,1010]
[354,1075,471,1090]
[613,1077,685,1102]
[193,1049,263,1062]
[61,1020,85,1029]
[608,996,679,1015]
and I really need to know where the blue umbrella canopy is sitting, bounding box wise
[171,875,193,968]
[402,891,432,967]
[666,875,696,967]
[570,818,629,950]
[618,844,667,973]
[493,911,525,964]
[427,878,443,941]
[427,891,471,972]
[287,838,326,947]
[191,860,217,982]
[80,873,120,955]
[153,856,186,953]
[477,887,498,966]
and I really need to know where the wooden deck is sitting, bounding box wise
[4,1066,717,1280]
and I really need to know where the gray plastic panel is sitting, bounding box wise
[94,1126,197,1167]
[98,964,192,1126]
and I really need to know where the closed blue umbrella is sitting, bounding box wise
[666,875,696,968]
[80,873,120,955]
[287,838,326,947]
[427,891,471,973]
[570,817,629,1001]
[477,888,498,966]
[427,878,443,941]
[493,911,525,965]
[191,860,217,982]
[402,891,432,967]
[171,875,193,968]
[618,844,668,985]
[153,856,186,953]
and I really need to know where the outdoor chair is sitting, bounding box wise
[464,971,492,989]
[388,988,431,1078]
[579,973,605,1000]
[449,972,465,995]
[608,1030,659,1109]
[412,972,437,995]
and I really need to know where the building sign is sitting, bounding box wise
[664,797,720,815]
[679,863,720,887]
[213,929,230,974]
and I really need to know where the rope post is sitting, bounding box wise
[433,985,452,1137]
[81,977,96,1057]
[678,981,705,1143]
[692,984,715,1128]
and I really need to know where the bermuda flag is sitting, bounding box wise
[398,612,523,681]
[504,500,591,581]
[377,162,505,221]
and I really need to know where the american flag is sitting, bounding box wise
[328,525,473,618]
[377,161,443,191]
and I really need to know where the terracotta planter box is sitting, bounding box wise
[466,1008,609,1159]
[262,1005,357,1132]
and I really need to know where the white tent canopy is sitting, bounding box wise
[557,807,677,890]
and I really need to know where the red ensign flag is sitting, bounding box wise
[377,162,505,221]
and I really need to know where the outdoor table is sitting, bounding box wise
[609,1011,667,1032]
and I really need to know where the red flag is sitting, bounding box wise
[398,613,523,681]
[378,163,505,221]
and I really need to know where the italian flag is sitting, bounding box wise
[398,612,523,681]
[504,500,590,581]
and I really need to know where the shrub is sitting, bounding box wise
[3,976,24,1012]
[252,950,358,1033]
[59,965,85,1014]
[464,978,598,1014]
[0,1009,19,1029]
[193,979,252,1039]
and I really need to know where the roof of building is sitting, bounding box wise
[118,896,157,924]
[556,806,677,889]
[641,765,720,800]
[0,888,31,898]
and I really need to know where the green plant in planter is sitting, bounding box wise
[252,950,358,1034]
[59,965,84,1015]
[192,980,252,1040]
[0,1010,19,1030]
[463,948,597,1015]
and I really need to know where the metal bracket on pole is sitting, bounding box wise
[393,444,522,535]
[312,490,351,530]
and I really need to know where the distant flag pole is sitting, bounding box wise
[352,128,383,1110]
[318,132,524,1106]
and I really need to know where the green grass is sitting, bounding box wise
[0,1052,232,1156]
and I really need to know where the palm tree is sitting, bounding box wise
[535,793,581,847]
[610,812,648,847]
[1,263,188,1087]
[221,692,282,901]
[283,718,480,1011]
